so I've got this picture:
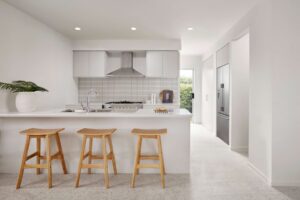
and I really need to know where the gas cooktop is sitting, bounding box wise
[106,101,143,104]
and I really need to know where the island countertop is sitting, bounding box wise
[0,108,192,118]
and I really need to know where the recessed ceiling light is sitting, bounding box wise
[187,27,194,31]
[74,27,81,31]
[131,27,137,31]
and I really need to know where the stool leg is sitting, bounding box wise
[88,136,93,174]
[107,135,117,175]
[102,135,109,188]
[46,135,52,188]
[75,135,87,187]
[16,135,31,189]
[55,133,68,174]
[136,136,143,175]
[161,142,166,175]
[36,136,41,175]
[157,135,165,188]
[131,135,142,188]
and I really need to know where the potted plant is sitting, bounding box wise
[0,80,48,112]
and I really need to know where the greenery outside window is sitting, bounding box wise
[180,70,193,113]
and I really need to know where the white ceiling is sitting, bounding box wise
[4,0,260,55]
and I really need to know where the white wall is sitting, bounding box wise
[230,33,250,151]
[0,1,77,111]
[201,0,273,183]
[202,0,300,186]
[271,0,300,186]
[180,55,202,123]
[202,56,215,132]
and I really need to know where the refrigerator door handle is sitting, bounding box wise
[221,83,224,110]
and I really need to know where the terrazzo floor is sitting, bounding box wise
[1,124,300,200]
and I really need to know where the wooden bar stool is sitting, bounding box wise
[131,128,167,188]
[16,128,67,189]
[75,128,117,188]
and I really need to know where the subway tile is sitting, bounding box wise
[78,77,179,103]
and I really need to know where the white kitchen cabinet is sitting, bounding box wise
[89,51,107,77]
[163,51,179,78]
[146,51,179,78]
[73,51,107,77]
[73,51,89,77]
[146,51,163,77]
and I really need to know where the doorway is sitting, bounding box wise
[180,69,193,113]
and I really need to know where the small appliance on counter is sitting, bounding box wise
[160,90,174,103]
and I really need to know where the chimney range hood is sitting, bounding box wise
[106,52,145,78]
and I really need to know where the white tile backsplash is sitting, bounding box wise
[78,77,179,103]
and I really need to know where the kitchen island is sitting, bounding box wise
[0,109,191,174]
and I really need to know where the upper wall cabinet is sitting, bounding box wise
[216,44,230,68]
[73,51,107,77]
[146,51,179,78]
[163,51,179,78]
[146,51,163,77]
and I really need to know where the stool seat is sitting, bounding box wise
[16,128,67,189]
[132,128,167,135]
[20,128,64,136]
[131,128,167,188]
[77,128,116,136]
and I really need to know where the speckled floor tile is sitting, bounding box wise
[0,124,299,200]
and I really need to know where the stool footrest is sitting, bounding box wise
[137,164,160,169]
[81,164,103,169]
[90,152,113,160]
[26,152,38,161]
[83,152,89,159]
[141,135,158,139]
[140,155,159,160]
[51,152,61,160]
[39,152,61,160]
[25,164,47,169]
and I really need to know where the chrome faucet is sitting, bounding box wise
[81,89,97,112]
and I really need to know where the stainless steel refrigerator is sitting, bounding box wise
[217,64,230,144]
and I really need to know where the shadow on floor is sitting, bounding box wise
[274,186,300,200]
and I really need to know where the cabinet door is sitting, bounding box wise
[73,51,89,77]
[163,51,179,78]
[146,51,163,77]
[89,51,107,77]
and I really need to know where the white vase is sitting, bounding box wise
[15,92,37,113]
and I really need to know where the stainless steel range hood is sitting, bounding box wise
[106,52,145,77]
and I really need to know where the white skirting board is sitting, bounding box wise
[248,161,270,185]
[230,146,248,153]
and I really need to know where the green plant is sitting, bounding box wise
[0,80,48,93]
[180,76,193,112]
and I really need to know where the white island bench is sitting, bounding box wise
[0,109,191,174]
